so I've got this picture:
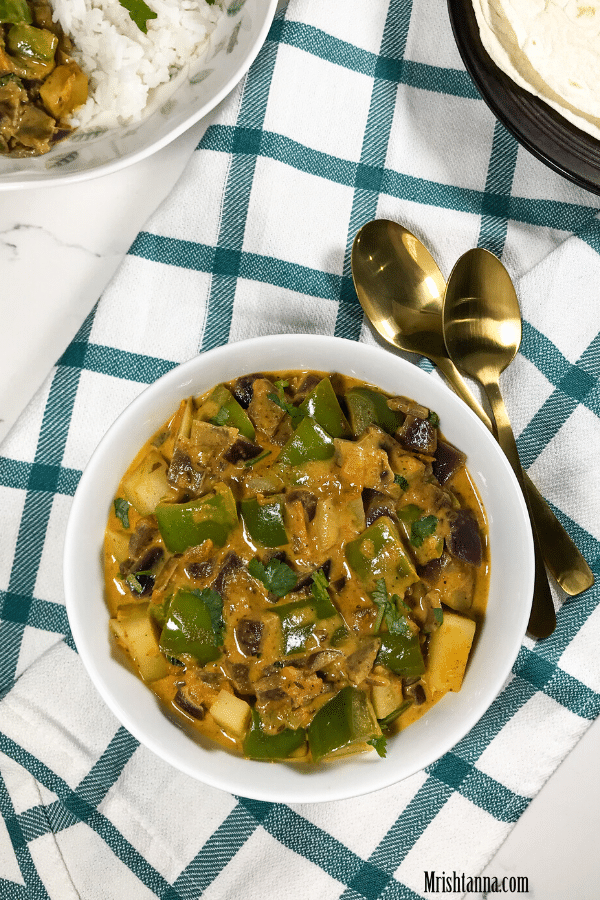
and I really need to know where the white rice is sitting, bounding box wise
[52,0,224,128]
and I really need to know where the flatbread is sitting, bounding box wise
[472,0,600,141]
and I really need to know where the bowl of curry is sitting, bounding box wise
[64,335,533,802]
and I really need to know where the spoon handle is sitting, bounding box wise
[434,356,493,431]
[435,357,593,597]
[484,380,557,639]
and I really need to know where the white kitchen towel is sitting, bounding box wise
[1,1,599,898]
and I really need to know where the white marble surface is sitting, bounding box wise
[0,128,598,898]
[0,115,211,445]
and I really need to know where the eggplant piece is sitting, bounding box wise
[345,637,381,685]
[447,509,483,567]
[396,414,437,455]
[128,518,159,557]
[174,689,206,720]
[231,374,263,409]
[418,555,445,586]
[285,489,318,522]
[212,551,244,594]
[288,559,332,594]
[236,619,264,657]
[247,378,287,439]
[167,447,204,494]
[288,649,342,673]
[292,373,321,402]
[432,439,467,486]
[224,436,264,464]
[120,521,164,596]
[403,678,426,706]
[363,489,399,528]
[185,559,214,580]
[225,662,254,694]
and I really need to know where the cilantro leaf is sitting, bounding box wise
[368,735,387,757]
[118,0,157,33]
[371,578,411,635]
[311,569,336,618]
[248,557,297,599]
[114,497,130,529]
[191,588,225,645]
[428,410,440,429]
[267,382,305,427]
[410,515,438,548]
[394,474,409,490]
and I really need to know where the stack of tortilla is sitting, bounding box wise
[473,0,600,140]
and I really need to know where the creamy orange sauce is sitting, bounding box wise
[104,370,489,761]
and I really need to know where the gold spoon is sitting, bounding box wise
[351,218,593,599]
[442,248,556,639]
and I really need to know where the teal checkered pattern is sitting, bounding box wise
[1,1,599,896]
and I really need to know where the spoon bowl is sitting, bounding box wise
[352,219,448,360]
[443,248,556,639]
[441,248,522,410]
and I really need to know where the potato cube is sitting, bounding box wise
[210,689,251,740]
[112,605,170,683]
[122,449,170,515]
[426,611,476,694]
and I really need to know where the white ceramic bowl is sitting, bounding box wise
[64,335,533,803]
[0,0,277,190]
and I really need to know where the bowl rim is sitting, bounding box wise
[0,0,279,191]
[64,334,533,803]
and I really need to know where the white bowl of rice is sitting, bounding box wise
[0,0,278,189]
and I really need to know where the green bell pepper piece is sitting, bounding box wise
[345,517,419,596]
[396,503,423,525]
[377,631,425,678]
[7,24,57,62]
[208,384,255,440]
[240,497,288,547]
[0,0,31,24]
[155,483,238,553]
[159,589,223,665]
[277,416,335,467]
[272,597,317,655]
[378,699,412,729]
[148,595,171,630]
[307,685,380,763]
[243,709,306,759]
[298,378,351,438]
[345,387,404,437]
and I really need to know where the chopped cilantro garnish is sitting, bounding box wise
[410,515,438,548]
[368,735,387,757]
[191,588,225,645]
[114,497,130,529]
[248,557,297,598]
[371,578,411,635]
[267,381,305,427]
[311,569,337,617]
[394,474,409,490]
[311,569,330,606]
[118,0,157,33]
[428,410,440,429]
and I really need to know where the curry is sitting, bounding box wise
[0,0,88,156]
[104,370,489,763]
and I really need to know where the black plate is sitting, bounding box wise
[447,0,600,196]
